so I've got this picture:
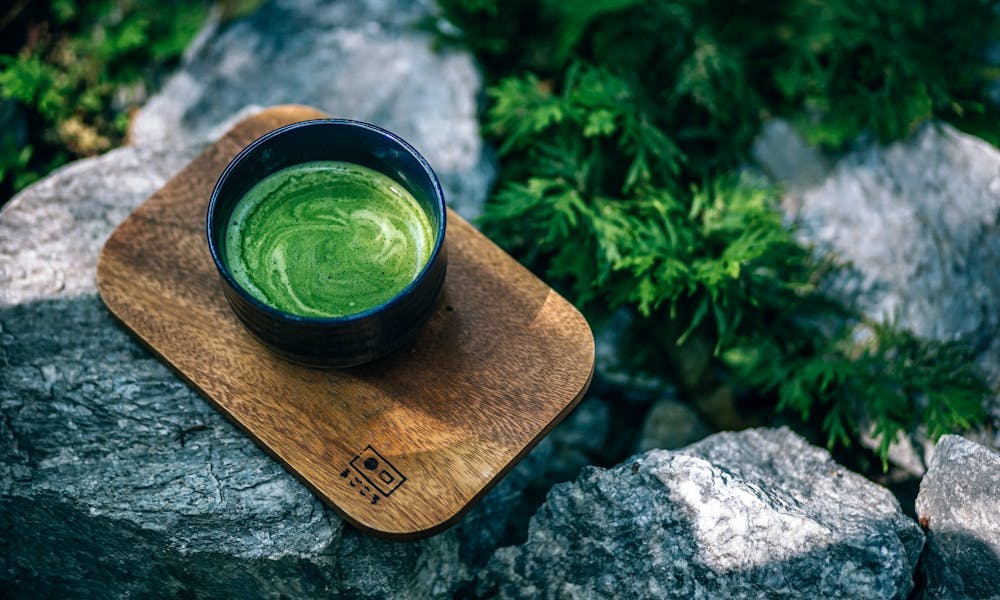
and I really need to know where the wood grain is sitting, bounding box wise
[96,105,594,539]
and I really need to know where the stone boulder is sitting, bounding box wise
[0,146,199,306]
[753,119,1000,388]
[635,392,712,453]
[916,435,1000,600]
[753,119,1000,469]
[130,0,494,220]
[478,428,923,599]
[0,136,549,597]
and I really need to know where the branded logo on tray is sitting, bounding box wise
[340,445,407,506]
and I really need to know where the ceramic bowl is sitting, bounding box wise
[206,119,447,367]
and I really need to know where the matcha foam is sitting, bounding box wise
[224,160,434,318]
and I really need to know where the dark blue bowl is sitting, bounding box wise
[206,119,447,367]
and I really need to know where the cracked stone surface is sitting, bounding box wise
[635,393,712,452]
[478,428,923,600]
[130,0,494,221]
[754,119,1000,469]
[916,435,1000,600]
[0,145,200,306]
[0,141,540,597]
[754,119,1000,388]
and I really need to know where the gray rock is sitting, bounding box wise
[592,309,668,395]
[755,119,1000,387]
[754,119,1000,463]
[916,435,1000,600]
[592,310,746,431]
[0,298,340,597]
[0,143,532,598]
[863,429,937,479]
[0,145,200,306]
[479,428,923,600]
[0,282,541,596]
[752,119,831,197]
[635,393,712,452]
[130,0,494,220]
[534,395,610,486]
[0,146,341,596]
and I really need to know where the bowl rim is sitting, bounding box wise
[206,117,448,325]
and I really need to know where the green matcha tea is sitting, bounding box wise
[224,160,434,318]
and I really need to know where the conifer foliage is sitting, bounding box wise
[438,0,995,466]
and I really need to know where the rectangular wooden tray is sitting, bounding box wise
[96,105,594,539]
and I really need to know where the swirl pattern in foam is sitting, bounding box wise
[224,161,433,318]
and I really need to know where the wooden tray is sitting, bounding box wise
[96,105,594,539]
